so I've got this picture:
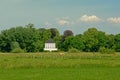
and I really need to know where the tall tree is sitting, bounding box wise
[62,30,73,41]
[115,34,120,52]
[105,34,115,49]
[83,28,99,52]
[61,36,85,51]
[50,28,60,41]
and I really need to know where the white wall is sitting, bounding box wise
[44,43,57,51]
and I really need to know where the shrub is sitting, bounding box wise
[10,42,20,50]
[11,48,25,53]
[99,47,115,54]
[68,48,80,53]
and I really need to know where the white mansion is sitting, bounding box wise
[44,39,57,52]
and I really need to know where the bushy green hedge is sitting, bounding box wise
[68,48,80,53]
[11,48,25,53]
[99,47,115,54]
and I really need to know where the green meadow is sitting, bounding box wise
[0,52,120,80]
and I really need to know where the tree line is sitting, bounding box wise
[0,23,120,53]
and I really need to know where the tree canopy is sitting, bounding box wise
[0,24,119,53]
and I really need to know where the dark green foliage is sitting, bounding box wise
[105,34,115,49]
[50,28,58,39]
[83,28,100,52]
[115,34,120,52]
[60,36,84,51]
[0,24,51,52]
[0,24,119,53]
[62,30,73,41]
[31,41,44,52]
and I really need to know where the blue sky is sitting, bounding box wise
[0,0,120,34]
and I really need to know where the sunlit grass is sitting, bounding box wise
[0,52,120,80]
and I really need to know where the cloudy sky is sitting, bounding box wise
[0,0,120,34]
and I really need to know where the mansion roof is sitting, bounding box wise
[45,39,55,43]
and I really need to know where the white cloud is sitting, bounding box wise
[107,17,120,24]
[80,15,101,22]
[57,20,70,26]
[45,22,52,27]
[56,17,75,26]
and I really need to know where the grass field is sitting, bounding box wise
[0,52,120,80]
